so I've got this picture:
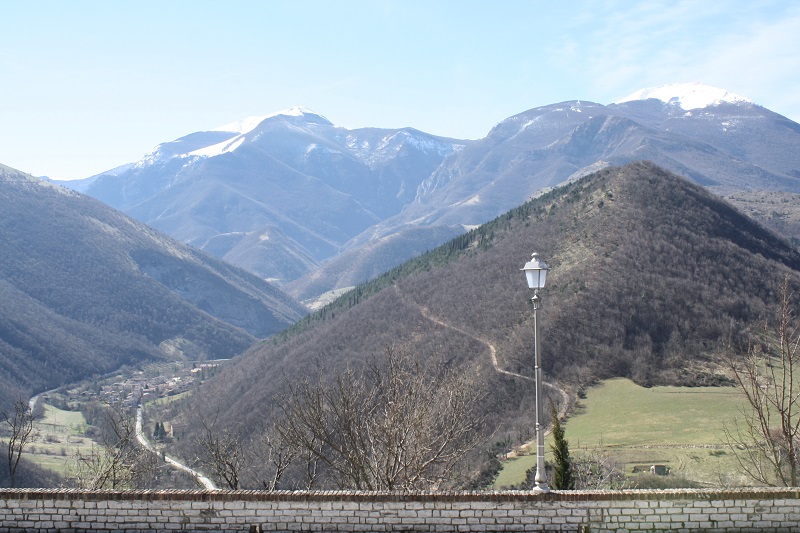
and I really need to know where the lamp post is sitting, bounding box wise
[521,252,550,494]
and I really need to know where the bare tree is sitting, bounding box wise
[2,400,37,488]
[725,274,800,486]
[277,346,485,490]
[571,446,626,490]
[255,429,302,491]
[70,402,153,489]
[195,419,249,490]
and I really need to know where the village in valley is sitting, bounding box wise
[40,360,226,418]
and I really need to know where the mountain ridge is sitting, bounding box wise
[0,164,306,407]
[65,114,466,286]
[60,84,800,303]
[616,82,752,109]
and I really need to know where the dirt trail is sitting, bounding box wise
[418,304,532,382]
[397,287,570,456]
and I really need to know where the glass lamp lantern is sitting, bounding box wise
[521,253,548,290]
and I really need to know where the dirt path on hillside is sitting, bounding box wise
[396,287,570,456]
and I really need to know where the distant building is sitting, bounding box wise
[650,465,670,476]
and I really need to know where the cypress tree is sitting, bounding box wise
[154,421,166,441]
[549,403,575,490]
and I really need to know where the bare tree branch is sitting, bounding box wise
[2,400,37,488]
[277,345,485,490]
[194,417,249,490]
[726,274,800,486]
[69,401,153,489]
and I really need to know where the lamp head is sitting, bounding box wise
[521,252,548,290]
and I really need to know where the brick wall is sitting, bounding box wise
[0,488,799,532]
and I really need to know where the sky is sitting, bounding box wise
[1,0,799,181]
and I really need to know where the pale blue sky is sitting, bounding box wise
[1,0,799,180]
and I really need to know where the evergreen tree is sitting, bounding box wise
[153,422,166,442]
[549,403,574,490]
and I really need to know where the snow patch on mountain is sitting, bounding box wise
[135,148,165,168]
[345,135,371,158]
[304,143,344,158]
[616,82,752,110]
[213,106,323,134]
[189,136,246,158]
[402,131,465,156]
[346,131,463,167]
[134,107,331,166]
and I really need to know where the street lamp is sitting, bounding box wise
[521,252,550,494]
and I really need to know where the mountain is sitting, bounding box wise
[287,84,800,301]
[616,82,753,109]
[355,84,800,240]
[286,225,465,309]
[174,162,800,486]
[0,164,306,407]
[66,107,466,286]
[65,85,800,304]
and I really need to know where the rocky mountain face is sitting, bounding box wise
[67,108,466,288]
[65,85,800,304]
[0,164,306,406]
[179,162,800,480]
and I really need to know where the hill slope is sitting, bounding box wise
[177,161,800,482]
[0,164,306,407]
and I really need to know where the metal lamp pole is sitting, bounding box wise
[521,253,550,494]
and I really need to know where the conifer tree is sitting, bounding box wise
[549,403,574,490]
[153,422,167,442]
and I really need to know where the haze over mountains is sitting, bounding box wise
[0,165,305,407]
[63,83,800,306]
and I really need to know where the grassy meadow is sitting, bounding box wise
[494,378,751,488]
[25,403,95,476]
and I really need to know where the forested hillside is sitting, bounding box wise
[0,165,306,408]
[174,161,800,487]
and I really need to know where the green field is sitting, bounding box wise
[25,404,95,476]
[494,378,751,488]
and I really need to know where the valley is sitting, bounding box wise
[21,359,225,488]
[153,160,800,491]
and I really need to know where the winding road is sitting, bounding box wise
[135,407,217,490]
[30,391,217,489]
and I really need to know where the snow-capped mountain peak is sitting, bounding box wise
[615,82,752,110]
[134,107,332,165]
[213,106,326,134]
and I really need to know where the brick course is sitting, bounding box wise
[0,488,798,532]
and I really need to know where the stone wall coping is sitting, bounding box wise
[0,488,798,503]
